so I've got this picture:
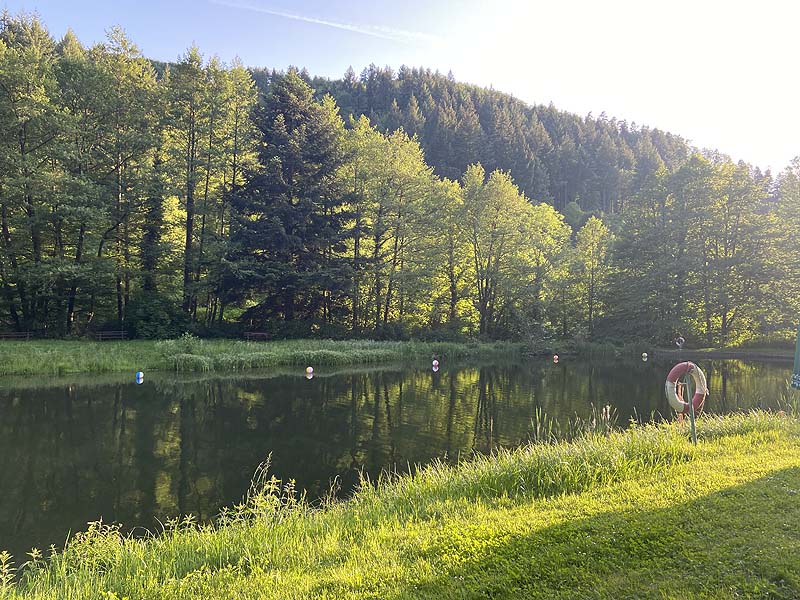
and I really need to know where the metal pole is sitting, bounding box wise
[792,322,800,390]
[685,373,697,445]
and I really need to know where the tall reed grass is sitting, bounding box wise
[0,336,523,376]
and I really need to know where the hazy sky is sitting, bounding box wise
[3,0,798,171]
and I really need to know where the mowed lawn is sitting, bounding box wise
[3,412,799,599]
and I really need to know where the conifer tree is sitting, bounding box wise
[231,70,348,327]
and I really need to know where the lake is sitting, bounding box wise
[0,355,792,561]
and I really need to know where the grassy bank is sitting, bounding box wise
[2,411,799,599]
[653,347,795,361]
[0,337,522,377]
[568,341,795,361]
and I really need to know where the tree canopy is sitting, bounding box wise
[0,12,797,346]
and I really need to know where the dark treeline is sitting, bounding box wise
[1,13,798,345]
[307,64,693,215]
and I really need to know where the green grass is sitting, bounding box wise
[2,411,799,599]
[655,346,795,361]
[0,337,522,376]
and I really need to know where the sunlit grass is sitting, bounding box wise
[2,411,798,599]
[0,337,522,376]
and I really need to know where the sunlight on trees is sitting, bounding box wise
[0,12,797,344]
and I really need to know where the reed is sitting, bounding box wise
[0,337,523,376]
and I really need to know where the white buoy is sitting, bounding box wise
[432,359,439,368]
[642,352,648,362]
[306,366,313,375]
[135,371,144,385]
[553,354,559,363]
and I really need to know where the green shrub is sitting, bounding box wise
[172,353,212,372]
[126,292,189,339]
[156,333,204,358]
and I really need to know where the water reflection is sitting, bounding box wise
[0,357,791,560]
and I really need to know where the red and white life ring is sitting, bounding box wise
[664,361,708,414]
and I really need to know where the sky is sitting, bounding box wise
[3,0,798,172]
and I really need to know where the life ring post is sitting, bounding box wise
[664,361,707,444]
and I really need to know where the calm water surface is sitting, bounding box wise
[0,356,792,560]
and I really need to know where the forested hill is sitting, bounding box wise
[1,12,798,347]
[253,65,709,214]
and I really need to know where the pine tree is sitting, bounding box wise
[453,99,484,176]
[385,97,403,133]
[404,94,425,137]
[231,70,348,327]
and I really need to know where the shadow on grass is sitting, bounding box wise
[390,467,800,600]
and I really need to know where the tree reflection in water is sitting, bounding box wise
[0,357,790,560]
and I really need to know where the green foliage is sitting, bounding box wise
[561,200,587,229]
[0,338,522,376]
[229,69,349,325]
[462,164,571,338]
[573,216,613,334]
[155,332,204,356]
[126,292,188,339]
[0,14,259,336]
[311,66,689,212]
[608,156,784,345]
[171,353,212,372]
[0,550,13,592]
[0,12,795,347]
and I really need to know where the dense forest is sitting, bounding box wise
[0,12,798,345]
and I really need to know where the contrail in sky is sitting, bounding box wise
[210,0,442,44]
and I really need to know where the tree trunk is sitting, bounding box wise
[65,223,86,335]
[194,108,216,321]
[447,226,458,323]
[1,202,23,328]
[383,233,401,326]
[183,130,196,314]
[352,205,361,333]
[373,231,382,331]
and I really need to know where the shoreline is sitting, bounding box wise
[0,338,793,378]
[0,338,524,377]
[651,347,795,361]
[4,411,798,599]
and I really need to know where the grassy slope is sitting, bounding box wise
[4,412,799,599]
[0,339,521,376]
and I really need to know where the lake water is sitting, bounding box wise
[0,356,793,561]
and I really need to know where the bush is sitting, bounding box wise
[156,332,204,357]
[372,322,410,341]
[186,320,244,339]
[411,321,471,342]
[126,292,189,339]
